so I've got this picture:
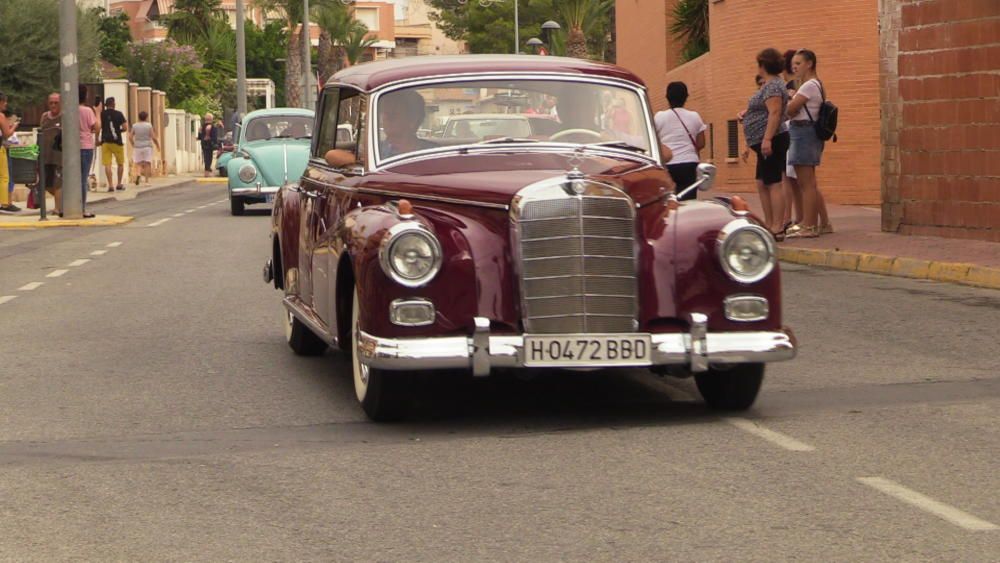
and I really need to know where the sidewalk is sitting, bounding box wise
[727,191,1000,290]
[0,171,207,229]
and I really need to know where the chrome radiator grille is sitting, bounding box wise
[516,192,637,334]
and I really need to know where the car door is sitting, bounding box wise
[310,87,365,331]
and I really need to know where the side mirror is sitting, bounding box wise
[675,163,718,200]
[696,163,717,191]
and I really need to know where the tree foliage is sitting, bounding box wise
[341,24,377,67]
[245,21,288,106]
[670,0,709,62]
[165,0,228,44]
[0,0,100,112]
[92,8,132,68]
[427,0,613,60]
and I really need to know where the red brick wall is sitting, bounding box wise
[887,0,1000,241]
[616,0,882,205]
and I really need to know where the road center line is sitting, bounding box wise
[858,477,999,531]
[91,250,108,256]
[724,417,816,452]
[172,213,185,217]
[147,218,172,227]
[197,205,207,209]
[68,259,90,267]
[106,242,123,248]
[185,209,196,213]
[46,269,69,278]
[0,295,17,305]
[19,282,43,291]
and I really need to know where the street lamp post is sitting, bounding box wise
[236,0,248,116]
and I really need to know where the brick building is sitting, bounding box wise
[617,0,999,241]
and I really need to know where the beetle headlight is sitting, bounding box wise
[238,163,257,183]
[379,223,442,287]
[717,220,776,283]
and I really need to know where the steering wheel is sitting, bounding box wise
[549,128,604,143]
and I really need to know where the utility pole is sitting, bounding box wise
[513,0,519,54]
[302,0,312,110]
[236,0,248,117]
[60,0,82,219]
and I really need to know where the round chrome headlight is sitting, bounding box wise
[717,220,776,283]
[238,163,257,183]
[379,223,442,287]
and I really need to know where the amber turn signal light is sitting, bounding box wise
[398,199,413,215]
[731,195,750,212]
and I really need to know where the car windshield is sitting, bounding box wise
[375,79,654,161]
[243,115,313,142]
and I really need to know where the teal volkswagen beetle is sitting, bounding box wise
[227,108,315,215]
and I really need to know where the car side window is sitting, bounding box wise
[314,89,341,158]
[314,88,362,161]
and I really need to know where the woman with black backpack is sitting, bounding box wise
[786,49,833,238]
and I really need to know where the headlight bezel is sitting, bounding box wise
[378,222,443,288]
[716,219,776,284]
[238,163,258,183]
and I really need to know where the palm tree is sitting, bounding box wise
[341,24,376,67]
[253,0,307,107]
[670,0,709,62]
[558,0,612,60]
[166,0,227,44]
[314,1,353,83]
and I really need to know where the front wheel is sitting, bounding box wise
[694,363,764,411]
[230,196,245,216]
[352,288,407,421]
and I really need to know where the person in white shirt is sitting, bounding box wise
[785,49,832,238]
[654,82,707,200]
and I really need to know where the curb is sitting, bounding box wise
[779,246,1000,291]
[0,215,134,229]
[195,177,228,184]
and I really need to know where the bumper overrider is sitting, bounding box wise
[358,315,796,376]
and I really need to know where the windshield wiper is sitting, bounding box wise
[475,137,540,145]
[590,140,648,154]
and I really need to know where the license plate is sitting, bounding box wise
[524,334,652,367]
[265,194,275,203]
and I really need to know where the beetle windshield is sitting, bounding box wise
[243,115,313,142]
[375,79,654,161]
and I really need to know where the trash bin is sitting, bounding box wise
[8,145,39,185]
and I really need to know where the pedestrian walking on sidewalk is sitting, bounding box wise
[38,92,63,215]
[654,82,707,201]
[197,113,218,178]
[742,48,789,239]
[78,85,100,218]
[129,111,159,185]
[786,49,833,239]
[100,97,128,192]
[0,93,20,214]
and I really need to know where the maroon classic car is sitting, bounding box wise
[264,55,796,420]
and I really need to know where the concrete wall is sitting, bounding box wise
[617,0,883,205]
[881,0,1000,241]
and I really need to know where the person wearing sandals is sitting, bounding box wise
[742,48,790,239]
[654,82,707,201]
[786,49,832,238]
[129,111,159,185]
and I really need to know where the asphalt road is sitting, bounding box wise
[1,182,998,561]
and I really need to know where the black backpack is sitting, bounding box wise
[804,80,838,142]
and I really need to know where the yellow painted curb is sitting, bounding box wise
[966,266,1000,290]
[196,177,228,184]
[0,215,134,229]
[857,253,895,275]
[780,245,1000,291]
[890,257,932,279]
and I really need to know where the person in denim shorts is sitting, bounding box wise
[785,49,833,238]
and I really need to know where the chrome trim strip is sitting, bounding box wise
[356,187,510,211]
[282,296,337,346]
[357,326,797,371]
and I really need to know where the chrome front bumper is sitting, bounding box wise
[231,184,279,196]
[358,315,796,376]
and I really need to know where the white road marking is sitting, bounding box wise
[185,209,196,213]
[46,269,69,278]
[68,259,90,267]
[147,218,172,227]
[172,213,184,217]
[858,477,999,531]
[90,250,108,256]
[0,295,17,305]
[724,417,816,452]
[106,242,123,248]
[197,205,208,209]
[19,282,43,291]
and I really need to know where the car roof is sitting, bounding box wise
[444,113,530,121]
[243,108,314,121]
[328,55,646,92]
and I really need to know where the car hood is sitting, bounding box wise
[364,151,668,208]
[242,140,311,186]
